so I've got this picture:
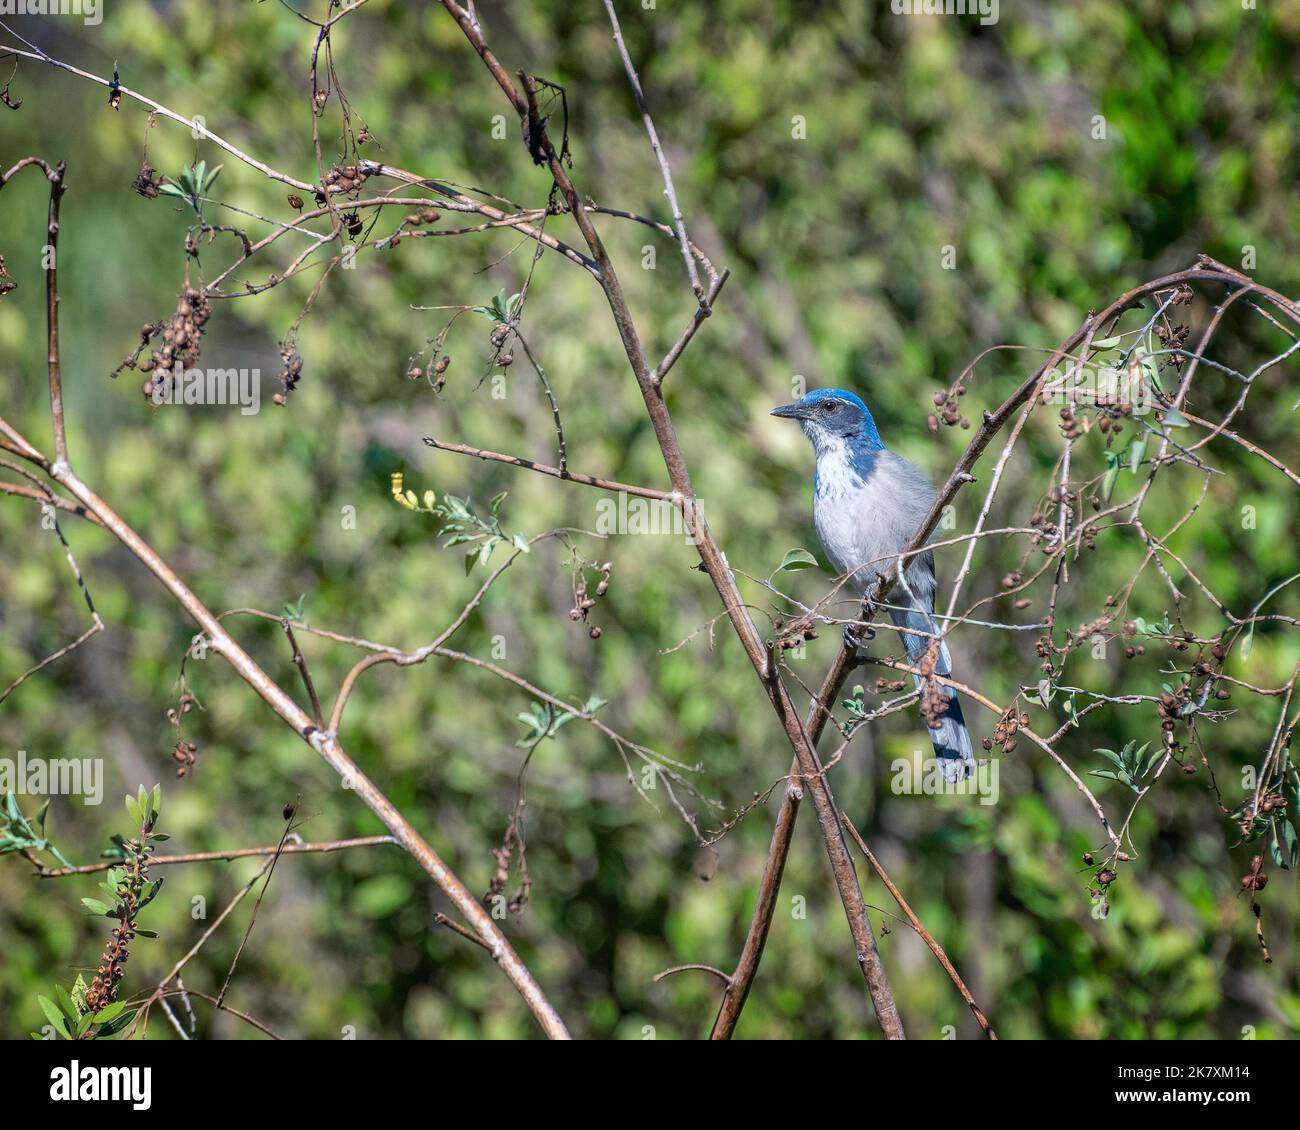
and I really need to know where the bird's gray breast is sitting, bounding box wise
[813,446,937,597]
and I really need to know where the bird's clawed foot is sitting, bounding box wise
[842,623,875,652]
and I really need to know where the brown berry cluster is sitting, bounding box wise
[409,355,452,391]
[134,288,211,401]
[165,687,199,776]
[570,562,612,639]
[920,678,953,729]
[1095,411,1125,437]
[982,706,1029,754]
[171,739,198,776]
[132,162,163,199]
[1154,320,1190,367]
[1027,510,1061,551]
[492,325,515,369]
[1233,795,1286,840]
[0,254,13,299]
[927,382,969,433]
[1155,690,1183,735]
[487,813,530,916]
[772,612,817,653]
[1241,855,1268,893]
[1032,634,1056,673]
[273,343,304,406]
[323,163,369,195]
[914,640,953,729]
[1120,620,1146,659]
[431,354,451,390]
[1058,405,1083,440]
[875,677,908,693]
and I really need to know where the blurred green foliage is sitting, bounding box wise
[1,0,1298,1039]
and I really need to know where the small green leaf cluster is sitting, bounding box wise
[158,160,223,214]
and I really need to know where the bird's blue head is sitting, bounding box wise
[770,388,885,459]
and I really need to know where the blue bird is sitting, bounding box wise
[772,388,974,781]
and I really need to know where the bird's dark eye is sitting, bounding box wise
[821,400,838,413]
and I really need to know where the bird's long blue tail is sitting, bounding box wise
[889,601,974,782]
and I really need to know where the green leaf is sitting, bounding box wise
[1240,621,1255,661]
[92,1001,128,1024]
[1093,748,1126,770]
[81,897,113,916]
[776,548,819,572]
[94,1008,137,1038]
[38,996,69,1039]
[1143,743,1162,777]
[1102,450,1122,501]
[138,877,165,910]
[1141,351,1161,393]
[1125,740,1152,771]
[1161,407,1190,428]
[1270,821,1287,869]
[71,974,88,1014]
[1090,334,1122,350]
[1128,435,1147,473]
[53,983,79,1020]
[36,798,50,831]
[1064,693,1080,728]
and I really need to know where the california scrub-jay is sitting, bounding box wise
[772,388,974,781]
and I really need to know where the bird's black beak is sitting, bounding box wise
[770,403,807,420]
